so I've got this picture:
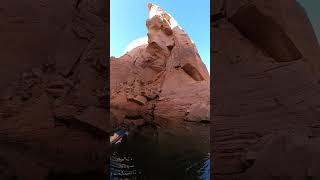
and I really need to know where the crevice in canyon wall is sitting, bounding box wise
[182,63,205,81]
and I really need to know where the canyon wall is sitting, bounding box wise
[110,5,210,131]
[213,0,320,179]
[0,1,108,179]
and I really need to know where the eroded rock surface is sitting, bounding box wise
[0,0,108,179]
[213,0,320,179]
[110,5,210,130]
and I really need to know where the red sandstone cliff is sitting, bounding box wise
[110,4,210,130]
[213,0,320,179]
[0,1,108,179]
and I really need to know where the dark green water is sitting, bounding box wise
[110,123,210,180]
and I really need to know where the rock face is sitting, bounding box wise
[110,5,210,130]
[213,0,320,179]
[0,0,108,179]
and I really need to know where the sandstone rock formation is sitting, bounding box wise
[213,0,320,179]
[110,4,210,130]
[0,0,108,179]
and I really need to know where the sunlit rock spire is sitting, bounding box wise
[147,2,180,29]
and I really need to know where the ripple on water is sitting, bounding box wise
[110,151,140,179]
[110,123,210,180]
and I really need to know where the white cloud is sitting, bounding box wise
[122,36,148,56]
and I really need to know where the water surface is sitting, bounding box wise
[110,122,210,180]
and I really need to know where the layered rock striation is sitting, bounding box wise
[0,0,108,179]
[213,0,320,179]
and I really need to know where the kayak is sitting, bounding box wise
[110,129,128,145]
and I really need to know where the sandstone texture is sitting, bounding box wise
[213,0,320,179]
[110,5,210,130]
[0,0,108,179]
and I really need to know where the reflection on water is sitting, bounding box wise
[110,152,140,179]
[110,123,210,180]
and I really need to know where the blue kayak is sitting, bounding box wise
[110,129,128,145]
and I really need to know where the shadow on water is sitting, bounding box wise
[110,123,210,180]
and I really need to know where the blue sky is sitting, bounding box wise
[297,0,320,42]
[110,0,210,71]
